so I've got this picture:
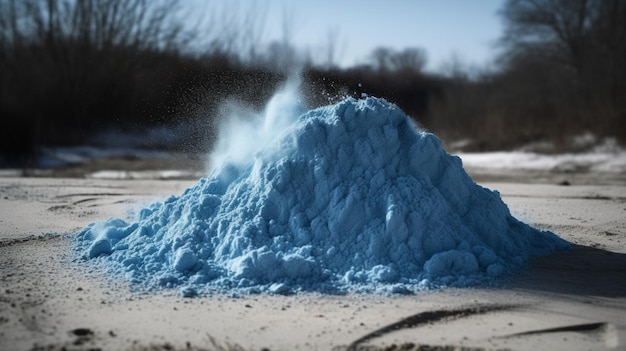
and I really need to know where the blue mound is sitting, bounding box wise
[74,97,570,295]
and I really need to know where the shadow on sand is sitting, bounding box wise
[508,244,626,298]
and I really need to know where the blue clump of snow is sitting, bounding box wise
[74,83,570,295]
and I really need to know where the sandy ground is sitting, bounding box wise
[1,175,625,351]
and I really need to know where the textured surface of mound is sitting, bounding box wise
[74,97,569,295]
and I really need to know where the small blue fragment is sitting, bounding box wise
[88,239,112,258]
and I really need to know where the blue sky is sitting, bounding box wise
[192,1,505,72]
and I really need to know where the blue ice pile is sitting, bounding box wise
[74,93,569,295]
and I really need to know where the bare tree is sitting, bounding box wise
[369,47,427,73]
[498,0,626,140]
[390,48,427,72]
[321,27,342,69]
[203,1,268,62]
[0,0,194,51]
[369,47,394,71]
[500,0,597,71]
[257,6,304,72]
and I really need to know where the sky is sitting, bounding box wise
[192,0,505,73]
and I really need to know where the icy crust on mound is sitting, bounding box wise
[74,97,569,294]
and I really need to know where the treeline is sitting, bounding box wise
[432,0,626,151]
[1,0,624,166]
[0,0,194,161]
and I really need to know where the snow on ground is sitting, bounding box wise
[3,138,625,184]
[457,139,626,174]
[4,132,625,182]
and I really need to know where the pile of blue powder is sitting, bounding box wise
[74,96,569,296]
